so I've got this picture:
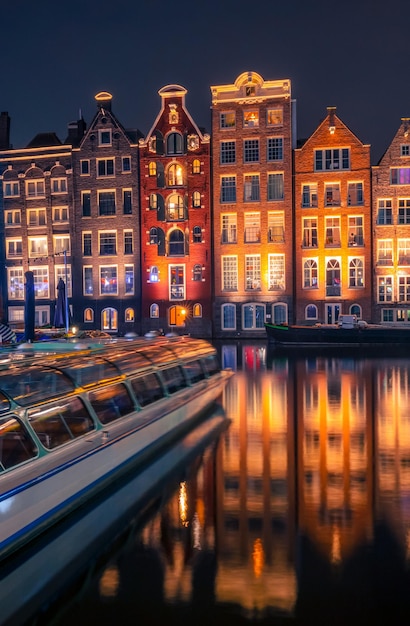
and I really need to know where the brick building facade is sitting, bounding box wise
[294,107,372,324]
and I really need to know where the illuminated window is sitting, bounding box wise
[193,303,202,317]
[220,141,236,164]
[193,265,202,281]
[82,191,91,217]
[51,178,67,194]
[243,110,259,128]
[220,176,236,203]
[398,239,410,265]
[26,180,45,197]
[304,260,318,289]
[302,218,318,247]
[124,230,133,254]
[391,168,410,184]
[267,108,283,126]
[268,254,285,290]
[6,239,22,258]
[150,193,158,210]
[55,266,72,297]
[150,266,159,282]
[123,189,132,214]
[84,308,94,323]
[150,228,158,245]
[347,182,363,206]
[169,265,185,299]
[315,149,350,171]
[150,303,159,318]
[27,208,46,226]
[348,216,363,245]
[377,240,393,265]
[398,199,410,224]
[97,159,115,177]
[222,303,236,330]
[122,156,131,172]
[267,137,283,161]
[267,173,284,200]
[326,259,341,296]
[193,226,202,243]
[192,159,201,174]
[242,303,265,330]
[377,199,393,224]
[31,267,49,298]
[268,212,284,243]
[349,258,364,287]
[125,265,134,294]
[8,268,24,299]
[325,184,341,207]
[100,266,118,295]
[243,139,259,163]
[167,132,183,155]
[3,181,19,196]
[80,160,90,175]
[244,175,260,201]
[5,209,21,225]
[192,191,201,208]
[167,194,185,220]
[167,163,183,186]
[220,112,235,129]
[221,214,237,244]
[325,217,341,246]
[148,162,157,176]
[83,267,93,295]
[378,276,393,302]
[125,307,134,322]
[98,191,116,216]
[53,206,68,222]
[53,235,70,255]
[99,231,117,255]
[398,277,410,302]
[222,256,238,291]
[28,237,47,258]
[302,184,318,207]
[101,307,117,331]
[244,213,260,243]
[99,130,111,146]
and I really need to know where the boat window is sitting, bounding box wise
[184,360,206,384]
[103,350,152,375]
[131,373,164,407]
[28,397,95,450]
[0,367,74,406]
[58,358,120,388]
[0,415,38,470]
[0,391,10,413]
[161,366,187,394]
[203,354,220,376]
[89,383,134,424]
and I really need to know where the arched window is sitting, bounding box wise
[305,304,318,320]
[167,163,183,186]
[349,258,364,288]
[149,193,158,210]
[192,159,200,174]
[150,266,159,282]
[125,307,134,322]
[350,304,362,319]
[167,194,184,220]
[167,132,183,155]
[222,303,236,330]
[168,229,185,256]
[193,264,202,281]
[272,303,287,325]
[101,307,117,331]
[303,259,318,288]
[193,303,202,317]
[242,303,265,330]
[326,259,341,295]
[148,162,157,176]
[150,227,158,245]
[192,191,201,207]
[84,308,94,323]
[150,303,159,318]
[193,226,202,243]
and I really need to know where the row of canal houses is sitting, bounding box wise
[0,71,409,338]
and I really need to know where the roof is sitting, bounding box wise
[26,133,63,148]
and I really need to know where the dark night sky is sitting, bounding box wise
[0,0,407,164]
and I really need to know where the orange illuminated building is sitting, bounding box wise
[294,107,372,324]
[138,85,212,337]
[210,72,295,337]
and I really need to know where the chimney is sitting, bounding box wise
[0,112,11,150]
[327,106,336,134]
[65,118,87,146]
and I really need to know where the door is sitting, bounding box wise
[326,304,340,325]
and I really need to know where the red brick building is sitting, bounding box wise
[294,107,372,324]
[372,118,410,325]
[210,72,295,338]
[138,85,212,337]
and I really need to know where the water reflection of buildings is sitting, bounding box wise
[93,345,410,621]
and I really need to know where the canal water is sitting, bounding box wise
[32,342,410,625]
